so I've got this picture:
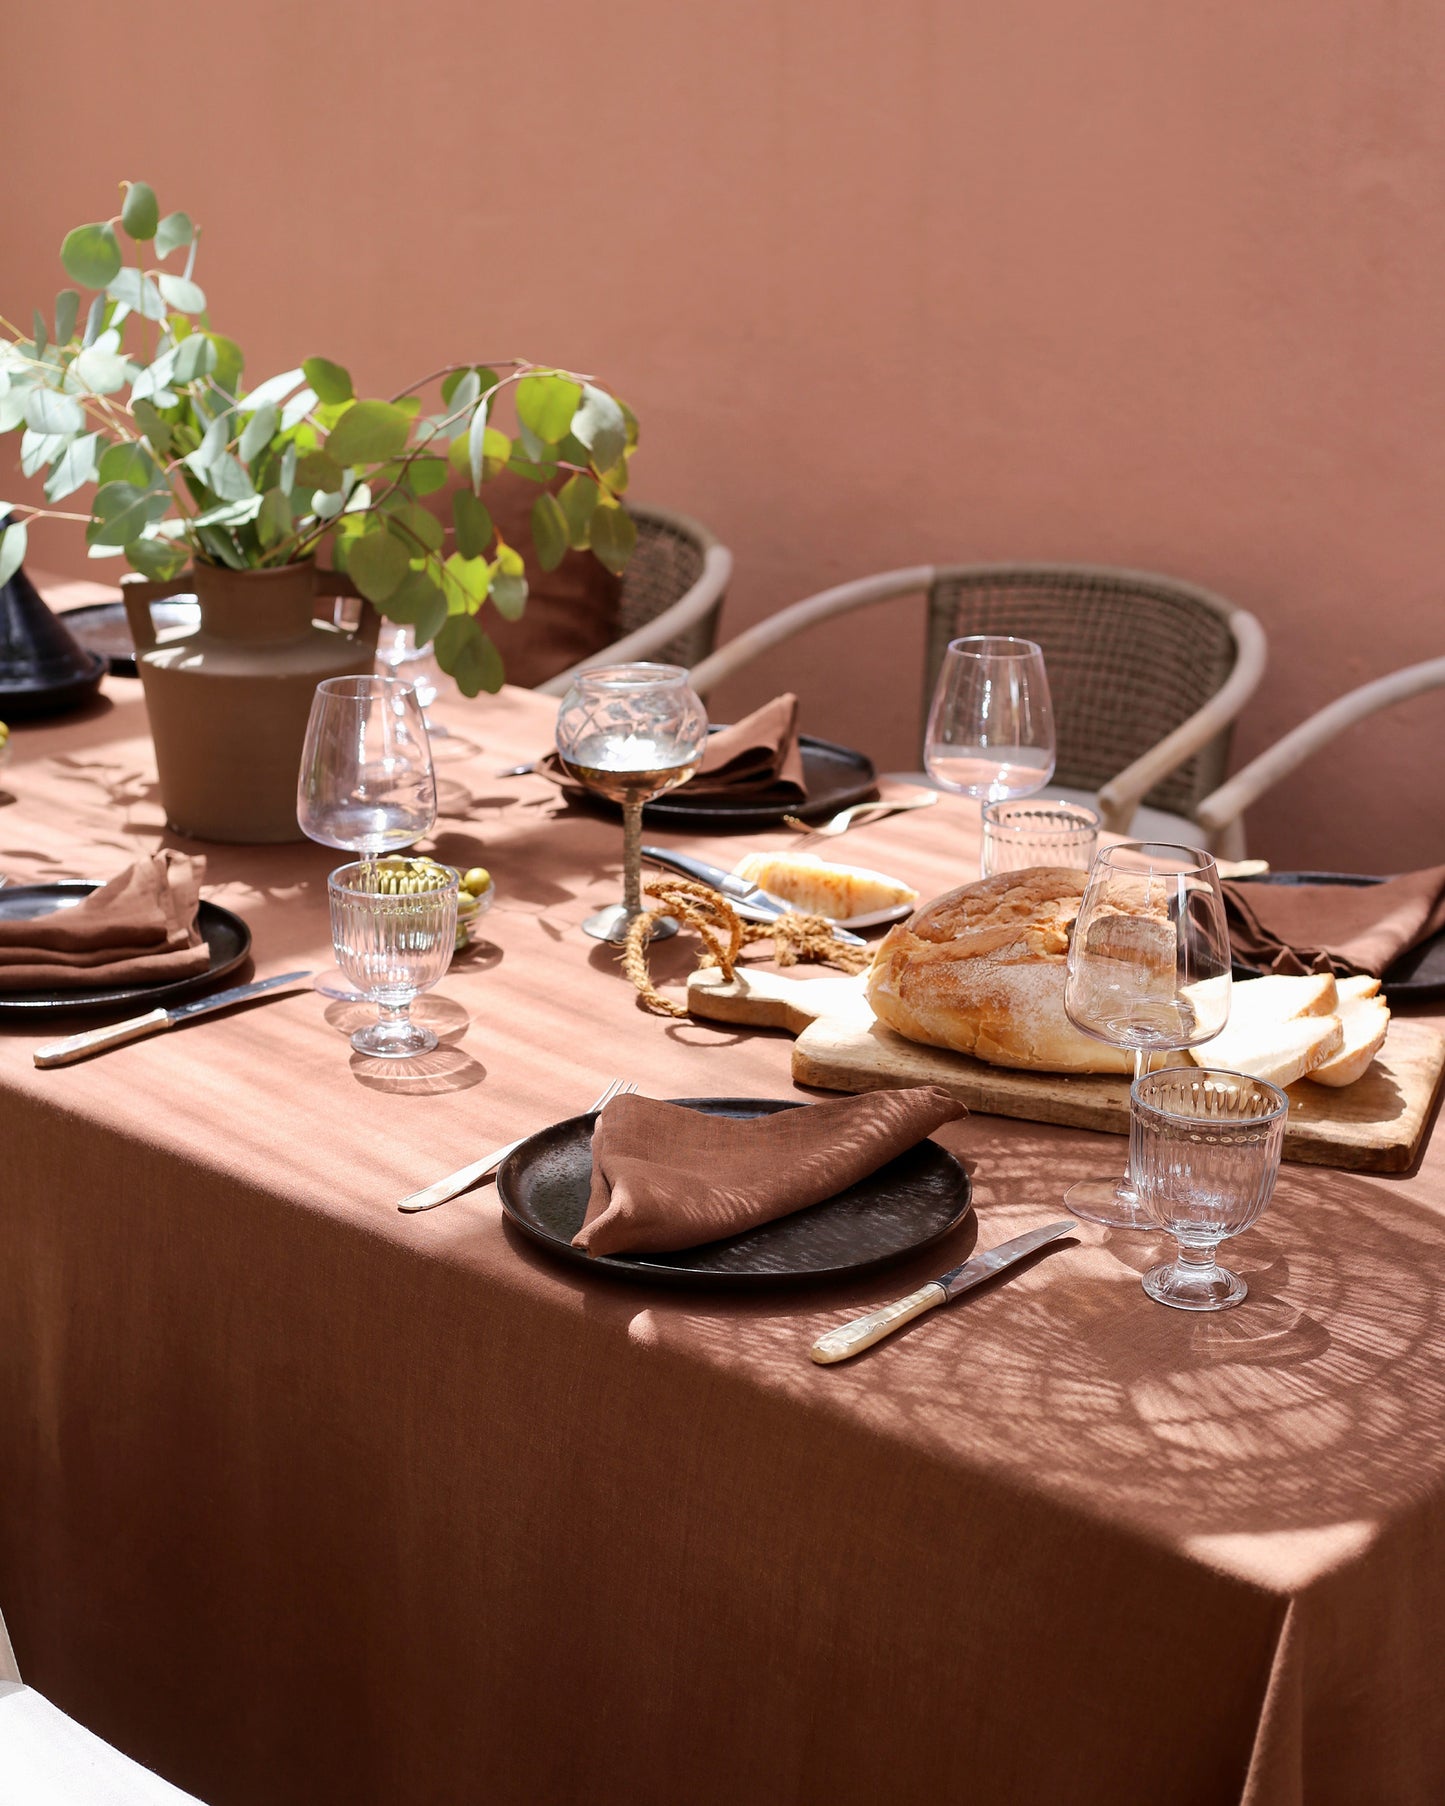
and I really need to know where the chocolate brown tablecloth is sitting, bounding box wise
[1,679,1444,1806]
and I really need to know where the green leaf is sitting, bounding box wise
[481,427,511,480]
[589,501,637,576]
[444,369,481,417]
[572,384,628,475]
[490,569,527,621]
[452,490,493,559]
[516,372,583,445]
[0,520,27,589]
[209,335,245,394]
[302,356,353,407]
[239,401,280,465]
[194,525,248,569]
[20,430,66,478]
[155,211,194,259]
[435,616,505,697]
[81,296,106,347]
[25,389,85,435]
[31,310,47,358]
[505,451,558,484]
[124,535,188,580]
[408,457,448,496]
[280,385,317,430]
[44,432,101,503]
[325,399,412,466]
[71,339,127,395]
[348,527,410,603]
[381,567,448,644]
[206,453,256,503]
[240,368,305,412]
[468,398,489,493]
[57,298,84,352]
[89,480,169,546]
[443,551,491,611]
[158,274,206,314]
[98,442,155,487]
[107,268,166,321]
[61,223,122,288]
[557,473,599,549]
[296,449,344,492]
[530,493,568,572]
[120,181,159,241]
[515,420,551,466]
[132,399,174,459]
[172,334,218,385]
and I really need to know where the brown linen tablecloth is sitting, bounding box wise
[1,679,1443,1806]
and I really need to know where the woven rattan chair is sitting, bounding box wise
[689,562,1267,846]
[534,502,732,696]
[1195,655,1445,855]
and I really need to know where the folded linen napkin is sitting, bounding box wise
[1223,865,1445,978]
[0,852,211,992]
[540,694,808,802]
[573,1086,967,1258]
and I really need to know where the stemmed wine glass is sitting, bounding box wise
[297,676,438,998]
[555,663,708,944]
[924,636,1056,875]
[1062,841,1232,1230]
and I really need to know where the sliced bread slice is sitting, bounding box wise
[1306,995,1391,1088]
[1187,971,1338,1029]
[1190,1012,1345,1088]
[1336,973,1383,1004]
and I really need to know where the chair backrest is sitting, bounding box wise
[618,505,727,668]
[924,564,1242,817]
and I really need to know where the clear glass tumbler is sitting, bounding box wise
[328,860,459,1057]
[1131,1067,1288,1311]
[981,799,1099,876]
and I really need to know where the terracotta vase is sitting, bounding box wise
[122,562,380,844]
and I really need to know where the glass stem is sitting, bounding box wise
[1174,1238,1222,1274]
[621,797,644,918]
[1124,1046,1152,1182]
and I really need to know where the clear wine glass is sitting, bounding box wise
[328,860,458,1058]
[1062,841,1232,1229]
[555,663,708,944]
[298,676,438,998]
[924,636,1056,875]
[1131,1067,1287,1310]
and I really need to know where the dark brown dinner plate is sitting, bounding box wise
[1229,872,1445,1003]
[496,1096,972,1288]
[0,881,251,1019]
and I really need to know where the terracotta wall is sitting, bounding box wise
[4,0,1443,868]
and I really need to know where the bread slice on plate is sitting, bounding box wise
[1306,993,1391,1087]
[1186,971,1338,1027]
[732,852,918,922]
[1189,1013,1345,1088]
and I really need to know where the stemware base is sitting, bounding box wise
[1143,1259,1247,1312]
[582,904,679,945]
[313,967,363,1002]
[349,1018,439,1059]
[1062,1176,1155,1232]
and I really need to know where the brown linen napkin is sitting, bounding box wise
[1223,865,1445,978]
[573,1086,967,1258]
[0,852,211,992]
[538,693,808,802]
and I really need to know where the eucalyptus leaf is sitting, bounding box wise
[131,346,179,401]
[239,400,279,464]
[155,211,194,259]
[311,489,345,523]
[409,457,448,496]
[54,290,80,347]
[183,415,230,481]
[32,310,47,358]
[302,356,353,407]
[132,399,174,458]
[20,431,66,478]
[557,473,599,548]
[516,420,550,466]
[98,442,155,487]
[589,501,637,576]
[124,535,189,580]
[158,273,206,314]
[172,334,218,386]
[206,453,256,503]
[81,296,106,347]
[325,400,412,466]
[445,369,481,420]
[572,384,628,474]
[107,268,166,321]
[0,520,27,589]
[452,490,493,559]
[381,568,448,645]
[120,181,159,241]
[43,431,101,502]
[255,486,294,550]
[24,389,85,435]
[188,496,263,528]
[468,397,489,493]
[70,342,128,395]
[444,551,491,610]
[530,493,568,572]
[61,223,122,288]
[490,570,527,621]
[240,368,305,411]
[280,443,297,493]
[0,387,32,433]
[89,480,170,546]
[389,501,444,554]
[434,617,504,696]
[482,426,511,480]
[209,335,244,394]
[348,527,410,603]
[195,524,248,569]
[280,385,318,431]
[296,449,344,491]
[515,372,582,445]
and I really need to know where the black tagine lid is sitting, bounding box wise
[0,526,107,719]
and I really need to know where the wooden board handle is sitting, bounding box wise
[810,1282,946,1364]
[34,1008,173,1068]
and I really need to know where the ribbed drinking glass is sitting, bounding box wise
[981,799,1099,876]
[328,860,458,1058]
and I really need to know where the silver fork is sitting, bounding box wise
[782,792,939,841]
[398,1079,637,1212]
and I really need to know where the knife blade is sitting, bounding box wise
[809,1220,1078,1364]
[33,970,314,1069]
[640,847,867,948]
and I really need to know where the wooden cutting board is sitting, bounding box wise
[685,968,1445,1174]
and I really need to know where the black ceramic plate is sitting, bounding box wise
[496,1096,972,1289]
[642,735,878,829]
[59,598,200,679]
[1230,871,1445,1003]
[0,882,251,1019]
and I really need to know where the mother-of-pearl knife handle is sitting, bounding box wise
[34,1008,174,1068]
[810,1282,947,1364]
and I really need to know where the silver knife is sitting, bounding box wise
[33,971,314,1069]
[809,1220,1078,1364]
[641,847,868,948]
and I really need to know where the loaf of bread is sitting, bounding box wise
[865,868,1132,1073]
[733,851,918,921]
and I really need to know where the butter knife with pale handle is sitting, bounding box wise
[810,1220,1078,1363]
[33,971,313,1067]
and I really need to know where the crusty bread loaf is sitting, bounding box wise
[733,851,918,920]
[865,868,1132,1073]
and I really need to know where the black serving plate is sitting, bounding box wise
[1230,871,1445,1003]
[0,882,251,1019]
[642,734,877,829]
[60,598,200,679]
[497,1096,972,1289]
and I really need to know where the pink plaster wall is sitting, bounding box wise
[4,0,1442,868]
